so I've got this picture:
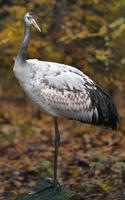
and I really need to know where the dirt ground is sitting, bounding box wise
[0,81,125,200]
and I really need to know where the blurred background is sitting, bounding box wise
[0,0,125,199]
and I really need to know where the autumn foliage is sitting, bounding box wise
[0,1,125,200]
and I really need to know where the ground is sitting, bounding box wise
[0,81,125,200]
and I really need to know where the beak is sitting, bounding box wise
[31,19,41,32]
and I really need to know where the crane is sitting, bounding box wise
[13,12,118,192]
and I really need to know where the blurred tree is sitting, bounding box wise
[0,0,125,95]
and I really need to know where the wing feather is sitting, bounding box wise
[26,59,118,129]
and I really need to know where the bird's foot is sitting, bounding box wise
[29,180,61,196]
[52,180,61,193]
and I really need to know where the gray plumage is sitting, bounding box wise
[14,12,118,130]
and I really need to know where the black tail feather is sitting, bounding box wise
[90,85,119,130]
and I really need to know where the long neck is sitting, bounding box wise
[17,24,31,62]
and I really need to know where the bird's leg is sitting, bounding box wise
[40,117,61,191]
[53,117,60,191]
[41,117,61,191]
[30,117,60,195]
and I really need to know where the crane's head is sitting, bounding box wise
[24,12,41,32]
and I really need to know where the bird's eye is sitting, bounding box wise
[27,16,30,20]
